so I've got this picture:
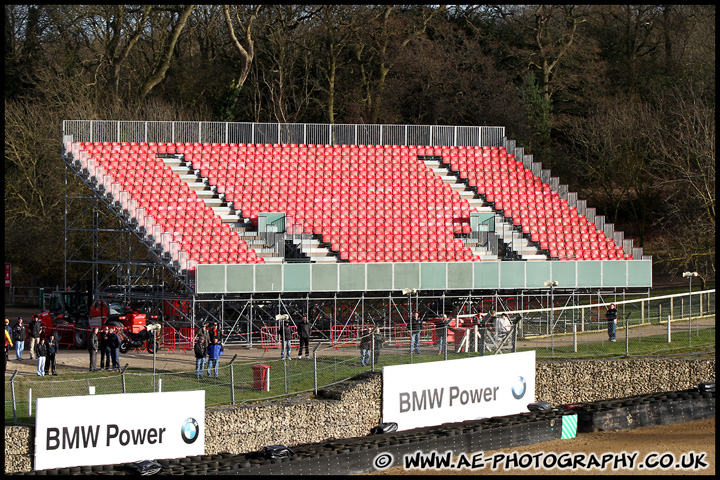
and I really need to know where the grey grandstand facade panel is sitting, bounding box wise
[195,260,652,294]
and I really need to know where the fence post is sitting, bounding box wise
[444,324,448,360]
[313,342,322,394]
[670,297,674,320]
[667,314,671,343]
[121,363,129,393]
[573,324,577,353]
[625,314,629,357]
[10,370,18,422]
[641,301,645,324]
[229,354,237,405]
[283,353,288,395]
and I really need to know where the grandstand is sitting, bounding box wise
[61,121,652,342]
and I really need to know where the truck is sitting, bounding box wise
[37,289,156,349]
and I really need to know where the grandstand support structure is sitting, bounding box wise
[60,120,652,343]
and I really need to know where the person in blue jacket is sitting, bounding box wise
[207,338,224,378]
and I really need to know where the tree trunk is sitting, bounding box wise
[138,5,194,102]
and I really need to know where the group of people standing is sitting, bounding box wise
[193,322,223,379]
[279,316,312,360]
[86,325,122,372]
[5,316,59,376]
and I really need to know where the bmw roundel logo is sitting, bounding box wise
[181,417,199,444]
[511,376,527,399]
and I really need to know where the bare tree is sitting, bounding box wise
[649,85,715,282]
[138,5,194,102]
[222,4,261,91]
[352,5,446,124]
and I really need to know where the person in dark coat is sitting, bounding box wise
[194,334,208,379]
[297,316,311,359]
[35,337,48,376]
[88,327,100,372]
[280,320,293,360]
[28,315,43,360]
[99,326,111,371]
[359,328,372,366]
[12,317,27,360]
[108,327,121,371]
[409,311,422,354]
[606,303,618,342]
[435,315,451,355]
[371,326,384,365]
[45,333,59,375]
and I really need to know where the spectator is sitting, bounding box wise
[359,327,372,366]
[435,315,451,355]
[108,327,121,371]
[371,326,384,365]
[4,318,12,339]
[88,327,100,372]
[606,303,618,342]
[202,323,212,346]
[409,311,422,355]
[4,320,13,368]
[194,334,207,379]
[482,310,497,328]
[207,338,223,378]
[297,316,311,359]
[45,333,59,376]
[99,326,111,371]
[12,317,27,360]
[210,322,220,343]
[35,337,47,376]
[496,313,512,338]
[280,320,293,360]
[28,315,43,360]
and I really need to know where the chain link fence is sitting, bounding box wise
[5,290,714,424]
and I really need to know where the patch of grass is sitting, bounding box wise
[5,326,715,424]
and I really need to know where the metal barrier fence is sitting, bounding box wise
[5,286,49,308]
[5,289,714,424]
[330,324,373,347]
[259,326,298,351]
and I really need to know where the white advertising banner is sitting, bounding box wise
[382,351,535,431]
[34,390,205,471]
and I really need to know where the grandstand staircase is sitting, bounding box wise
[163,153,286,263]
[421,156,546,261]
[165,152,341,264]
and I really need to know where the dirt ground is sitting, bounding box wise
[365,417,715,475]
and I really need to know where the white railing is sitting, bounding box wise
[63,120,506,148]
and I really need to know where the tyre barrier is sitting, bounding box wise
[18,387,715,476]
[560,386,715,433]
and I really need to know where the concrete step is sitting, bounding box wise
[311,256,338,263]
[262,256,285,263]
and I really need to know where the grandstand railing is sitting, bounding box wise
[63,121,506,148]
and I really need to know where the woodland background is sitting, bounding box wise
[4,5,715,288]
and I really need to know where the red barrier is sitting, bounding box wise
[178,327,198,353]
[48,323,76,349]
[158,326,177,353]
[330,324,376,348]
[392,323,436,346]
[260,326,298,352]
